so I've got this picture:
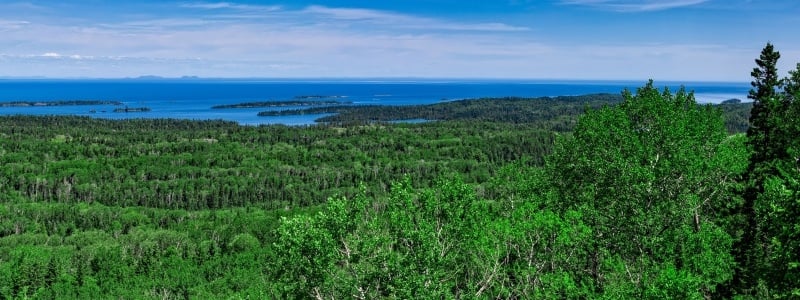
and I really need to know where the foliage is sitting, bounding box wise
[0,197,287,299]
[735,43,800,298]
[0,117,555,210]
[545,80,740,297]
[264,80,750,298]
[0,73,792,298]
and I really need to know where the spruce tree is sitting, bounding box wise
[746,42,782,165]
[785,63,800,98]
[780,63,800,169]
[734,42,782,294]
[734,43,800,297]
[769,58,800,299]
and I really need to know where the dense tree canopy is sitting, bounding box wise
[544,80,742,297]
[265,80,749,298]
[1,46,799,299]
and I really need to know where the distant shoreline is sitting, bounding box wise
[113,107,151,113]
[0,80,750,126]
[0,100,123,107]
[212,99,351,109]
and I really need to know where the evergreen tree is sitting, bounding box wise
[733,43,781,292]
[785,63,800,98]
[736,43,800,297]
[765,55,800,299]
[746,42,783,165]
[735,42,782,295]
[781,63,800,168]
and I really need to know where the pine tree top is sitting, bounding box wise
[748,42,781,103]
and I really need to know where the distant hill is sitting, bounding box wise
[722,98,743,104]
[258,93,753,133]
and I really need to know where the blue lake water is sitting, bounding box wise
[0,79,750,125]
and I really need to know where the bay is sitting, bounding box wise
[0,79,750,125]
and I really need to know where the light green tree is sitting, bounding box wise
[546,80,742,298]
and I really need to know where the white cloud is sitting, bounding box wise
[425,22,529,32]
[180,2,281,11]
[181,2,239,9]
[302,5,392,20]
[561,0,709,12]
[300,5,529,32]
[0,2,787,80]
[101,18,221,33]
[0,19,30,30]
[13,53,95,60]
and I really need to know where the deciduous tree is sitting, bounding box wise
[547,80,740,297]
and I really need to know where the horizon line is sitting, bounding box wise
[0,76,750,85]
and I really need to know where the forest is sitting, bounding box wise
[0,43,798,299]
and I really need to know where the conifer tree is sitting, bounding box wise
[785,63,800,98]
[746,42,782,165]
[767,56,800,299]
[733,42,782,294]
[736,43,800,297]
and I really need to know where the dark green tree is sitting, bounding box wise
[735,43,800,297]
[785,63,800,98]
[759,53,800,299]
[735,43,783,294]
[746,42,783,165]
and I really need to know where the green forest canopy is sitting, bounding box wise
[1,44,799,299]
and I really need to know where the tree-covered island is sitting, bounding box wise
[212,100,350,109]
[0,100,123,107]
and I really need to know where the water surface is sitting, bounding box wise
[0,79,750,125]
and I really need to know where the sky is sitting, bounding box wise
[0,0,798,81]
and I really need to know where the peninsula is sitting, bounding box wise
[0,100,123,107]
[212,100,350,109]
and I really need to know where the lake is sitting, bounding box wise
[0,79,750,125]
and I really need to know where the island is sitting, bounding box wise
[257,94,625,124]
[211,100,350,109]
[293,95,348,99]
[0,100,123,107]
[113,107,151,113]
[721,98,743,104]
[255,93,752,133]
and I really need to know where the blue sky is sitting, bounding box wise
[0,0,798,81]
